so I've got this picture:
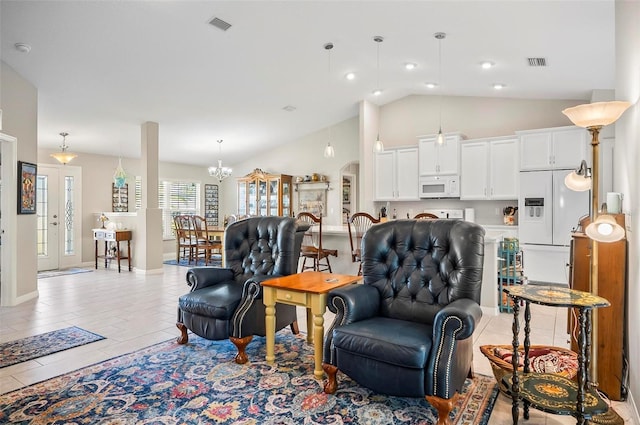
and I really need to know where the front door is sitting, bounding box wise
[37,164,82,271]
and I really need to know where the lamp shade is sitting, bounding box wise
[562,101,631,128]
[50,151,78,165]
[373,135,384,153]
[324,142,335,158]
[564,170,592,192]
[585,214,625,242]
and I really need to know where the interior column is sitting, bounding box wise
[135,121,163,273]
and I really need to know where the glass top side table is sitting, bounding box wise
[503,285,610,425]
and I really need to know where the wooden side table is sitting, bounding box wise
[261,272,361,379]
[93,229,132,272]
[503,285,610,425]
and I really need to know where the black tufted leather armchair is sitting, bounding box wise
[322,219,485,425]
[176,216,309,363]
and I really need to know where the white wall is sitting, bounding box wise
[37,149,227,263]
[219,116,359,226]
[615,0,639,415]
[1,61,38,302]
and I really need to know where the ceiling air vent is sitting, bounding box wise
[527,57,547,67]
[209,17,232,31]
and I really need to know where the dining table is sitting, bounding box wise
[175,224,226,266]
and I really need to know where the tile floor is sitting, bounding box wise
[0,265,637,424]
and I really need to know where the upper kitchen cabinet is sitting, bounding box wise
[418,133,463,175]
[517,126,587,170]
[460,136,518,200]
[374,147,419,201]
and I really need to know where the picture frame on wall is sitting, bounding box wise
[297,187,327,217]
[18,160,37,214]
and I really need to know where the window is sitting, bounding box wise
[134,178,201,239]
[159,180,201,238]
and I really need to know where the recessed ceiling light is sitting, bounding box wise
[481,61,494,69]
[493,83,506,90]
[345,72,356,81]
[404,62,417,70]
[15,43,31,53]
[425,82,438,89]
[372,89,383,96]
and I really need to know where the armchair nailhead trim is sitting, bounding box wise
[433,316,462,397]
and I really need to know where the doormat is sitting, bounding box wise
[0,326,105,369]
[37,267,94,279]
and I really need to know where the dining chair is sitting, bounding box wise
[296,212,337,273]
[191,215,220,266]
[174,215,197,264]
[347,212,380,276]
[414,212,439,219]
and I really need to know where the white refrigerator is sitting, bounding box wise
[518,170,590,284]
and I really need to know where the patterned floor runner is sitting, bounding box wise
[0,332,498,424]
[0,326,105,369]
[37,268,94,279]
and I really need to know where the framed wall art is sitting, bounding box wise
[112,183,129,212]
[18,161,37,214]
[204,184,219,226]
[297,186,327,217]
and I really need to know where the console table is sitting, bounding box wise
[93,229,132,272]
[503,285,609,424]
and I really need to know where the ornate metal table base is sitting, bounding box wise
[504,285,610,425]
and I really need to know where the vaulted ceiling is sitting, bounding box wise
[1,1,615,166]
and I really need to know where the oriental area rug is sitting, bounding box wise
[0,332,498,424]
[0,327,105,369]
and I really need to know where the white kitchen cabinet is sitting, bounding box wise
[460,137,518,200]
[517,126,587,170]
[374,147,418,201]
[418,133,462,175]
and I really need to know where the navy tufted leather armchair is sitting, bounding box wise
[176,216,309,363]
[322,219,485,425]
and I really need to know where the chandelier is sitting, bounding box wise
[50,132,78,164]
[208,139,232,181]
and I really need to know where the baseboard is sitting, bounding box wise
[628,390,640,425]
[14,290,39,305]
[481,306,499,317]
[135,268,164,275]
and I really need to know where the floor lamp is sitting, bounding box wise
[563,100,630,424]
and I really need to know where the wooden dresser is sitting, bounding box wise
[569,214,626,400]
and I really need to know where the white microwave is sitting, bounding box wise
[419,175,460,198]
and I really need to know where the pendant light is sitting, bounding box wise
[372,36,384,153]
[113,158,127,189]
[208,140,233,182]
[323,42,335,158]
[435,32,446,146]
[50,132,78,165]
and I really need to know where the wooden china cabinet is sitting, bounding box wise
[568,214,627,401]
[237,168,292,217]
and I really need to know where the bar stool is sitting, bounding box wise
[296,212,337,272]
[347,212,380,275]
